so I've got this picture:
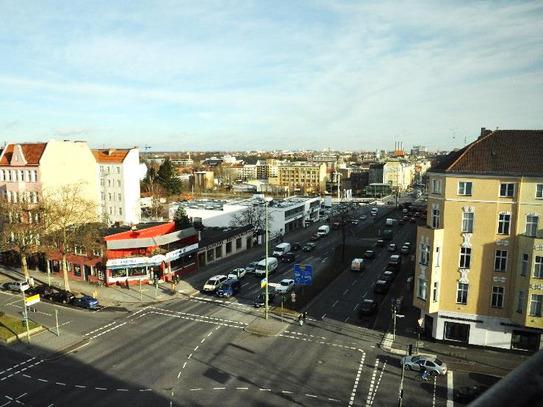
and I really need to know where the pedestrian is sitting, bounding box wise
[298,314,304,326]
[302,311,307,322]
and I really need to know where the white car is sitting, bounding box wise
[5,280,30,292]
[228,268,246,280]
[274,279,295,295]
[202,275,228,293]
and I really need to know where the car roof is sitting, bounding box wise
[209,275,227,280]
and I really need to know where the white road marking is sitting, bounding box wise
[75,385,86,389]
[55,382,66,386]
[343,289,349,296]
[446,371,454,407]
[353,303,360,311]
[332,300,339,307]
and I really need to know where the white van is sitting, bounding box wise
[317,225,330,236]
[272,242,291,257]
[255,257,278,277]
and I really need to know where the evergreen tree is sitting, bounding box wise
[157,158,183,196]
[173,206,191,230]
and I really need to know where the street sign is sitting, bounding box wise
[25,294,40,306]
[294,264,313,285]
[260,278,267,288]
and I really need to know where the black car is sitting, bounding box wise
[281,252,296,263]
[291,242,302,251]
[373,279,391,295]
[44,290,75,304]
[376,239,385,247]
[364,249,375,259]
[253,291,276,308]
[26,284,53,297]
[358,299,378,317]
[302,242,316,252]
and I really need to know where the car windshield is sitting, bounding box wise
[434,358,444,366]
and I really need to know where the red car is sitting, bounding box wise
[310,233,320,241]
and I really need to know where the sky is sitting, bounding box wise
[1,1,542,153]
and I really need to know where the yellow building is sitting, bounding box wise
[414,129,543,351]
[272,162,327,195]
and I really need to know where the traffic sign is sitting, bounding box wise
[294,264,313,285]
[25,294,40,306]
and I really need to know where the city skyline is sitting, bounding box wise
[1,1,542,152]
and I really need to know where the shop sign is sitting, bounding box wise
[166,243,199,261]
[107,257,148,268]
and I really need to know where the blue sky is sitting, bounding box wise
[1,1,542,152]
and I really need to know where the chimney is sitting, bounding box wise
[479,127,492,139]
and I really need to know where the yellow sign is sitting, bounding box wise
[25,294,40,306]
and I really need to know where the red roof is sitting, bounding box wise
[0,143,47,166]
[433,130,543,176]
[92,149,131,164]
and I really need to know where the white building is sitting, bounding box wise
[93,147,141,226]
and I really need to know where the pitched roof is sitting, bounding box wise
[92,149,131,164]
[0,143,47,166]
[432,130,543,176]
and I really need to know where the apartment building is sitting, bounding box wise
[93,147,141,226]
[0,140,98,208]
[272,162,327,195]
[414,129,543,351]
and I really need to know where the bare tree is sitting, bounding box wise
[229,203,269,235]
[41,184,101,292]
[0,196,45,281]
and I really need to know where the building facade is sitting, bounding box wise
[414,129,543,351]
[273,162,327,195]
[93,147,141,226]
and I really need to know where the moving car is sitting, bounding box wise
[388,254,402,271]
[400,355,448,376]
[228,268,246,280]
[351,219,359,225]
[274,279,295,294]
[202,275,228,293]
[358,299,378,316]
[364,249,375,259]
[376,239,385,247]
[281,252,296,263]
[73,295,99,309]
[255,257,279,277]
[253,291,276,308]
[291,242,302,251]
[245,261,259,274]
[380,270,395,282]
[303,242,316,252]
[5,280,30,292]
[359,214,367,220]
[388,243,397,252]
[216,279,241,298]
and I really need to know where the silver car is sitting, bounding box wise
[400,355,447,375]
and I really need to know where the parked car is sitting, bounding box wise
[228,268,246,280]
[387,243,397,252]
[275,278,295,294]
[373,279,391,295]
[303,242,316,252]
[202,275,228,293]
[73,295,99,309]
[358,299,378,317]
[351,219,359,225]
[5,280,30,292]
[216,279,241,298]
[281,252,296,263]
[291,242,302,251]
[400,355,448,376]
[245,261,259,274]
[364,249,375,259]
[44,290,75,304]
[380,270,395,282]
[309,233,320,241]
[26,284,53,297]
[253,291,276,308]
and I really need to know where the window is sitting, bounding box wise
[499,183,515,197]
[118,207,123,215]
[498,213,511,235]
[431,204,440,228]
[494,250,507,272]
[117,180,121,187]
[537,184,543,199]
[521,253,529,276]
[417,278,427,301]
[118,193,122,201]
[491,286,504,308]
[456,283,468,304]
[462,212,474,233]
[108,193,112,201]
[432,281,439,302]
[459,247,471,268]
[529,294,542,317]
[431,179,442,194]
[32,170,38,182]
[419,243,430,265]
[526,215,539,237]
[458,182,472,196]
[534,256,543,278]
[0,170,3,181]
[517,291,525,313]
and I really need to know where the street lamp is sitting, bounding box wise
[335,173,342,202]
[265,200,270,320]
